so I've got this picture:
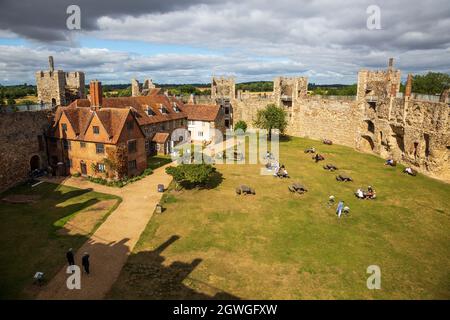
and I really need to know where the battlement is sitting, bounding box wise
[131,78,156,96]
[211,76,236,100]
[35,56,85,106]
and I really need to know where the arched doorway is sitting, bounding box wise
[360,135,375,153]
[51,98,56,107]
[30,155,40,171]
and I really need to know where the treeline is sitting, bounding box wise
[236,81,273,92]
[411,72,450,95]
[309,83,357,96]
[0,84,36,105]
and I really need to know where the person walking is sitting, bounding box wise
[336,200,344,218]
[81,252,90,275]
[66,248,75,266]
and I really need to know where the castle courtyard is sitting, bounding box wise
[107,136,450,299]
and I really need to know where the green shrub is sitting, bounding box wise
[234,120,248,133]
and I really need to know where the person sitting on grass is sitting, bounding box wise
[327,195,335,207]
[304,147,316,153]
[355,188,365,199]
[264,151,274,160]
[404,167,417,176]
[365,186,376,199]
[385,159,395,166]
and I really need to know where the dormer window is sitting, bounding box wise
[146,106,156,116]
[159,104,169,114]
[173,102,180,113]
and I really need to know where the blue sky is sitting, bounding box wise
[0,0,449,85]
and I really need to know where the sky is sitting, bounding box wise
[0,0,449,85]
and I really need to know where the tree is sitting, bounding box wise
[104,145,128,179]
[7,98,15,105]
[166,164,217,189]
[253,104,287,139]
[234,120,247,133]
[412,72,450,95]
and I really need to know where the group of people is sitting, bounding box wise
[275,164,289,178]
[66,248,90,275]
[355,186,377,200]
[328,196,350,218]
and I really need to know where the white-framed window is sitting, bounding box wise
[98,163,106,172]
[198,131,203,137]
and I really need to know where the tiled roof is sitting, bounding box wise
[182,104,221,121]
[152,132,170,144]
[67,94,187,126]
[52,106,137,144]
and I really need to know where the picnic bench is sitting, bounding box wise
[323,164,338,171]
[336,174,353,182]
[235,185,256,195]
[288,183,308,194]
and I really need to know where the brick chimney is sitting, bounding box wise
[48,56,54,72]
[405,73,413,97]
[90,80,103,107]
[388,57,394,70]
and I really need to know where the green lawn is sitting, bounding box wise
[147,155,173,170]
[108,136,450,299]
[0,182,121,299]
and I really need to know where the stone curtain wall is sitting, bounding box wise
[293,98,361,148]
[0,111,52,192]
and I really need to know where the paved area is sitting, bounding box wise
[37,162,174,299]
[37,139,237,299]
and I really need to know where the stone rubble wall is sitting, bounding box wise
[0,110,53,192]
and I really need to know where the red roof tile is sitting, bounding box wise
[182,104,221,122]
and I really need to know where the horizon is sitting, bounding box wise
[1,0,449,86]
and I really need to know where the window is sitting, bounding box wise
[127,121,134,131]
[80,141,86,148]
[128,140,137,153]
[173,103,180,113]
[198,131,203,137]
[159,105,169,114]
[146,107,156,116]
[128,160,137,170]
[68,159,72,168]
[62,123,67,131]
[93,126,100,134]
[96,143,104,154]
[161,123,165,131]
[98,163,106,172]
[224,107,230,115]
[188,120,195,125]
[63,139,71,150]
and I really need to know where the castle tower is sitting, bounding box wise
[131,78,156,97]
[273,76,308,107]
[211,77,236,100]
[35,56,85,106]
[356,58,401,100]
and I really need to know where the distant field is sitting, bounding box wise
[108,136,450,299]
